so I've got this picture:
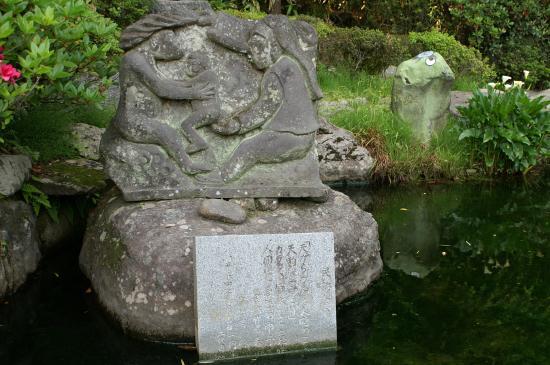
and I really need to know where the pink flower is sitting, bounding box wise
[0,63,21,84]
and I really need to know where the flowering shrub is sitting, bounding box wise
[0,63,21,83]
[0,0,120,143]
[0,47,21,84]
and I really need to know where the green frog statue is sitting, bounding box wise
[391,51,455,144]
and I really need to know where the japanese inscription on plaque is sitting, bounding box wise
[194,232,336,361]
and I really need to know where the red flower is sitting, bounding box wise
[0,63,21,84]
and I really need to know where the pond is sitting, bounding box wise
[1,177,548,365]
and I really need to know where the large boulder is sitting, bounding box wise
[316,118,374,182]
[80,188,382,342]
[0,200,41,297]
[0,155,32,197]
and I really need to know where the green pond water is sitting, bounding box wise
[1,179,548,365]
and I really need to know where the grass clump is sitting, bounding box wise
[320,67,470,183]
[9,104,114,162]
[318,64,393,101]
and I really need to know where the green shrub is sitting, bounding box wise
[92,0,154,28]
[439,0,549,89]
[318,27,409,73]
[409,30,495,82]
[222,8,267,21]
[0,0,120,144]
[208,0,264,12]
[294,0,435,32]
[292,14,335,38]
[457,87,550,175]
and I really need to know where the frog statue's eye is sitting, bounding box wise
[426,56,436,66]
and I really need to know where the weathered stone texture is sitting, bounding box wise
[195,232,336,360]
[33,159,107,196]
[254,197,279,211]
[0,200,41,297]
[198,198,247,224]
[0,155,32,197]
[316,118,374,182]
[101,6,328,201]
[80,188,382,341]
[70,123,105,161]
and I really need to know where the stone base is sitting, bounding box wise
[101,128,328,201]
[79,188,382,342]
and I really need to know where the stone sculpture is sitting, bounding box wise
[391,51,455,143]
[82,1,383,344]
[100,7,328,201]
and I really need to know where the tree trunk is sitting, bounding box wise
[269,0,282,14]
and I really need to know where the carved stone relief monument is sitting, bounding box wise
[80,0,382,353]
[100,3,328,201]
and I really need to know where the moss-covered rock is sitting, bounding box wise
[80,188,382,342]
[0,200,41,297]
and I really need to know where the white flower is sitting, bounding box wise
[504,83,513,90]
[502,75,512,84]
[513,81,525,88]
[488,82,497,88]
[523,70,530,80]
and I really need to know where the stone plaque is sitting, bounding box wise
[194,232,337,362]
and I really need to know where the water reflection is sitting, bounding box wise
[2,177,549,365]
[337,177,550,364]
[225,351,336,365]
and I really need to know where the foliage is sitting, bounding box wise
[292,14,334,38]
[319,27,408,73]
[209,0,261,12]
[92,0,153,28]
[208,0,299,15]
[457,87,550,175]
[439,0,549,89]
[20,180,53,216]
[222,8,267,21]
[8,103,114,161]
[296,0,435,32]
[318,27,492,82]
[0,0,120,144]
[225,2,549,88]
[409,30,495,82]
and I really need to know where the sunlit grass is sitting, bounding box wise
[319,66,471,183]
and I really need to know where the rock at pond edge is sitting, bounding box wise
[80,188,382,342]
[0,155,32,197]
[0,200,41,298]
